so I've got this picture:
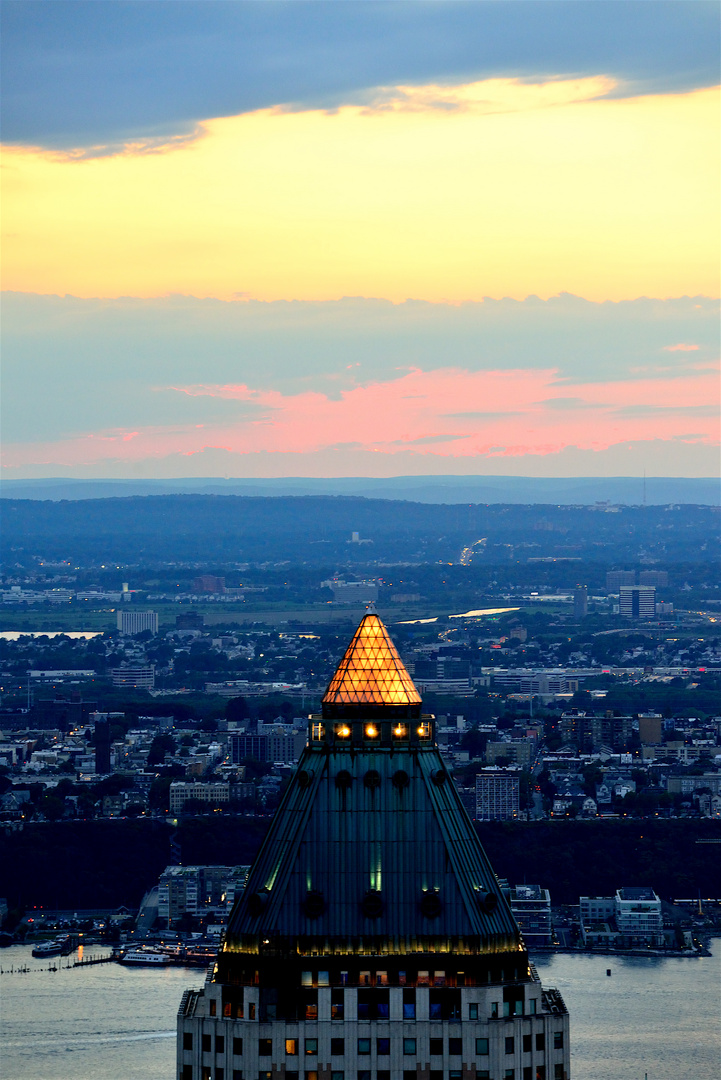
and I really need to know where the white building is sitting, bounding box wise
[475,770,520,820]
[169,781,231,815]
[117,610,159,636]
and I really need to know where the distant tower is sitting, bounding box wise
[573,585,588,619]
[178,613,571,1080]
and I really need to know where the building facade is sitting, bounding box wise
[169,781,231,815]
[508,886,553,948]
[619,586,656,620]
[475,771,521,821]
[177,613,569,1080]
[117,610,159,635]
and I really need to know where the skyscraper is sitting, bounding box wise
[573,586,587,620]
[177,612,570,1080]
[619,585,656,619]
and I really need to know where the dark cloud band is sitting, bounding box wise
[2,1,719,149]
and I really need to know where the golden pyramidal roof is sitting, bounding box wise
[322,612,422,707]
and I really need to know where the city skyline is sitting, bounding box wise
[2,2,719,478]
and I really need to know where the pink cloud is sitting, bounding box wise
[3,365,718,469]
[663,343,700,352]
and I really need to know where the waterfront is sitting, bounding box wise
[0,942,719,1080]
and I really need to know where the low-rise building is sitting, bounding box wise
[169,780,230,814]
[508,885,552,947]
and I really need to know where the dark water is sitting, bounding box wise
[1,943,719,1080]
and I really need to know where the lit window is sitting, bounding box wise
[364,724,379,739]
[305,1040,318,1056]
[286,1040,298,1056]
[403,1039,417,1056]
[417,722,431,738]
[393,724,408,738]
[335,724,351,739]
[311,723,324,741]
[301,971,313,987]
[318,971,329,987]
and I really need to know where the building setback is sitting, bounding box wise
[177,612,570,1080]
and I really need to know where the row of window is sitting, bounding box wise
[186,1033,563,1057]
[183,1068,565,1080]
[298,972,525,989]
[213,999,538,1022]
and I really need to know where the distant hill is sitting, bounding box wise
[1,493,718,566]
[1,475,719,504]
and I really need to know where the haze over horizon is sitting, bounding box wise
[2,2,719,481]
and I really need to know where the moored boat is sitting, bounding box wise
[120,948,171,965]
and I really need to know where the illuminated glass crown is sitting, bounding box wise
[322,612,422,714]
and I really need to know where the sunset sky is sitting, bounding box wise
[2,1,719,479]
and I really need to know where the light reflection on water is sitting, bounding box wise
[1,942,719,1080]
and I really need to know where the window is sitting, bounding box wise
[318,971,329,986]
[491,1002,499,1018]
[305,1073,318,1080]
[523,1034,532,1054]
[449,1038,462,1056]
[286,1040,298,1056]
[478,1073,490,1080]
[553,1033,564,1050]
[357,1039,371,1056]
[182,1068,192,1080]
[377,1038,390,1056]
[476,1038,489,1055]
[358,1073,371,1080]
[202,1035,212,1054]
[303,991,318,1021]
[403,1038,417,1056]
[449,1072,462,1080]
[305,1040,318,1056]
[504,1071,515,1080]
[536,1034,545,1052]
[232,1072,243,1080]
[331,1039,345,1056]
[248,1004,256,1021]
[430,1072,443,1080]
[183,1033,193,1051]
[210,1001,217,1017]
[529,999,537,1015]
[524,1069,532,1080]
[216,1070,224,1080]
[233,1039,243,1057]
[259,1041,272,1057]
[505,1037,515,1055]
[554,1068,564,1080]
[469,1003,479,1020]
[331,1074,344,1080]
[403,989,416,1020]
[403,1072,416,1080]
[378,1073,391,1080]
[429,1038,443,1057]
[259,1074,272,1080]
[202,1070,212,1080]
[216,1037,225,1055]
[285,1075,298,1080]
[331,990,344,1020]
[536,1068,546,1080]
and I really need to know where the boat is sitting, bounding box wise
[119,948,171,965]
[32,935,74,958]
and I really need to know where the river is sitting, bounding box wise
[1,942,719,1080]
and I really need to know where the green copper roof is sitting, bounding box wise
[224,614,521,959]
[224,741,521,955]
